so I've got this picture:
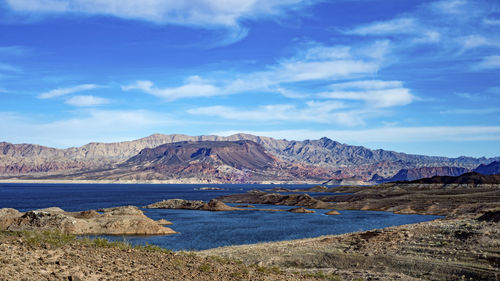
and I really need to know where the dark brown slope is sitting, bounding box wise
[126,140,275,171]
[380,166,470,182]
[405,172,500,184]
[474,160,500,175]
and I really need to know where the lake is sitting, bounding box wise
[0,183,441,250]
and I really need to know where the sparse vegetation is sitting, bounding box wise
[303,271,342,281]
[22,230,76,248]
[253,264,282,274]
[199,263,212,272]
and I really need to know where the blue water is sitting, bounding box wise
[0,183,441,250]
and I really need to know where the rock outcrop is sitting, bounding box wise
[0,206,176,235]
[145,199,241,211]
[217,192,335,209]
[288,207,315,213]
[325,210,341,215]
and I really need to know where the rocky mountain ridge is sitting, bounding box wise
[1,133,499,183]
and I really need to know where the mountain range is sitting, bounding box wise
[1,133,499,184]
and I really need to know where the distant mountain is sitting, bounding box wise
[380,166,470,182]
[34,140,332,183]
[126,140,275,171]
[1,134,499,183]
[406,172,500,185]
[474,161,500,175]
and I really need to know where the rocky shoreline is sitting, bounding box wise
[200,213,500,281]
[1,176,499,280]
[0,206,176,235]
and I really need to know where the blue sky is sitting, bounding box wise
[0,0,499,157]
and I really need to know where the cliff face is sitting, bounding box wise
[1,134,499,182]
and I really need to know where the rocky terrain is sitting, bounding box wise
[0,206,176,235]
[201,174,500,280]
[0,230,321,281]
[217,191,335,209]
[0,172,499,280]
[219,173,500,217]
[201,214,500,281]
[145,199,242,211]
[2,133,499,183]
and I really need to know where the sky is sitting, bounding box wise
[0,0,499,157]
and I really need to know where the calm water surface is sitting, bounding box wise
[0,183,441,250]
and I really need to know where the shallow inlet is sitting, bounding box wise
[99,205,441,251]
[0,183,441,251]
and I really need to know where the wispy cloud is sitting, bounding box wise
[457,35,500,51]
[345,0,500,68]
[65,95,110,107]
[346,18,421,36]
[473,55,500,70]
[124,41,387,101]
[187,100,366,125]
[318,80,414,108]
[429,0,468,14]
[5,0,320,45]
[39,84,99,99]
[122,77,220,101]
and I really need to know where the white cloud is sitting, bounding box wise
[122,78,221,101]
[274,60,379,82]
[430,0,467,14]
[346,18,420,36]
[124,41,387,101]
[473,55,500,70]
[39,84,99,99]
[65,95,110,107]
[483,18,500,25]
[5,0,320,45]
[300,45,352,60]
[318,80,414,108]
[5,0,317,27]
[215,126,500,143]
[187,100,364,125]
[318,89,413,108]
[329,80,403,90]
[345,0,500,71]
[457,35,500,50]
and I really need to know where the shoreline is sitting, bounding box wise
[199,214,499,280]
[0,179,323,185]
